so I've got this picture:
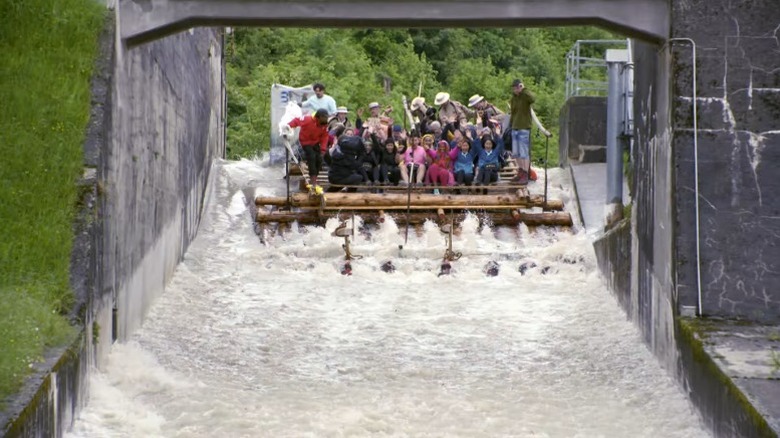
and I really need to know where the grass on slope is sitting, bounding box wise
[0,0,105,403]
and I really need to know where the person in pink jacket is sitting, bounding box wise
[399,136,427,185]
[425,139,457,187]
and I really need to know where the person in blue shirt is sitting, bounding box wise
[453,137,477,189]
[474,135,504,192]
[304,82,337,116]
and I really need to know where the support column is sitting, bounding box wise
[605,50,626,205]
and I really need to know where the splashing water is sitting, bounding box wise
[67,159,708,437]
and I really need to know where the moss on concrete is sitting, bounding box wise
[678,317,777,437]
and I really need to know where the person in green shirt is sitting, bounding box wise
[509,78,535,184]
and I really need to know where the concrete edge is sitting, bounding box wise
[677,319,778,437]
[567,163,586,230]
[593,222,778,437]
[2,331,88,437]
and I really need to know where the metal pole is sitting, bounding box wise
[285,146,291,209]
[606,60,623,204]
[544,135,549,207]
[668,38,701,317]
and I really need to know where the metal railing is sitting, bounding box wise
[565,39,629,100]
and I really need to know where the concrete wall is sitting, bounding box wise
[593,219,631,313]
[96,18,225,359]
[671,0,780,323]
[627,39,678,364]
[558,96,607,165]
[2,11,224,436]
[593,2,780,434]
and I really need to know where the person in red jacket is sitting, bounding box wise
[288,109,329,187]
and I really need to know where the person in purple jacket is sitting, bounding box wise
[424,139,457,187]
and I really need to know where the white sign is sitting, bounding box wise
[270,83,314,164]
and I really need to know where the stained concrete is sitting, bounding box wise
[558,97,608,166]
[672,0,780,323]
[679,319,780,436]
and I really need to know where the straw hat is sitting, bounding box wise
[467,94,484,107]
[410,96,426,111]
[434,92,450,106]
[368,102,380,109]
[336,106,349,114]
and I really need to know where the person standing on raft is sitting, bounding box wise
[287,108,330,188]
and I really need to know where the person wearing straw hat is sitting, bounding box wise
[359,101,394,141]
[434,92,471,128]
[467,94,505,128]
[328,106,352,131]
[410,96,437,134]
[509,78,536,184]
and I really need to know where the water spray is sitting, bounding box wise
[438,221,462,277]
[333,221,361,275]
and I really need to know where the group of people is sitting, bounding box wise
[285,79,539,191]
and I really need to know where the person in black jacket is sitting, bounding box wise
[327,134,365,192]
[378,138,401,185]
[359,140,381,184]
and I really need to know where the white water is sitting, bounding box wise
[68,159,708,437]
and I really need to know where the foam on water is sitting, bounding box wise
[68,158,708,437]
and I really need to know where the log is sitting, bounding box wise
[256,210,572,227]
[256,192,563,211]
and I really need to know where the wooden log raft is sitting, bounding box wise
[256,210,572,227]
[256,192,564,211]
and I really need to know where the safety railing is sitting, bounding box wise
[565,39,629,100]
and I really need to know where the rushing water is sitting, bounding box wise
[68,159,708,438]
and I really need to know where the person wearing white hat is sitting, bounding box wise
[435,91,471,127]
[467,94,505,128]
[408,96,438,135]
[358,102,393,140]
[328,106,352,131]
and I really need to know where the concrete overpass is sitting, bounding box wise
[119,0,670,46]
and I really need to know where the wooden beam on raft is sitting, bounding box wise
[256,192,564,211]
[256,210,572,227]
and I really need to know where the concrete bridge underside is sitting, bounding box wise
[120,0,669,46]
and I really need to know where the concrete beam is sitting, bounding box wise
[119,0,669,47]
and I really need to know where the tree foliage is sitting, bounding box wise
[226,26,618,164]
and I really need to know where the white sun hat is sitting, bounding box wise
[467,94,484,107]
[434,92,450,106]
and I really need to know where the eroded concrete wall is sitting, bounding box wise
[671,0,780,323]
[628,39,678,365]
[95,16,225,360]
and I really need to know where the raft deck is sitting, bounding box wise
[256,163,573,227]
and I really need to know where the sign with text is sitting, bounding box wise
[270,83,314,164]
